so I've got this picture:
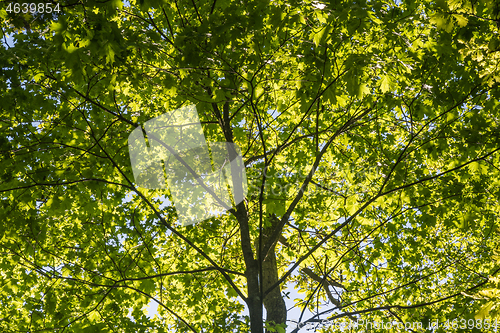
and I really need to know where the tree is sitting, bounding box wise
[1,0,500,332]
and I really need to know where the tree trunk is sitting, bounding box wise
[261,214,287,331]
[235,203,264,333]
[218,100,265,333]
[246,260,264,333]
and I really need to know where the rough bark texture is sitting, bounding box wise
[260,214,287,331]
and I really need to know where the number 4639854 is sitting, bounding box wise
[6,3,60,14]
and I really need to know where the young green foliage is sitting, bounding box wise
[1,0,500,332]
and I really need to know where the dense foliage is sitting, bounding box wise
[2,0,500,332]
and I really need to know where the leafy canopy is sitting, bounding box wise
[1,0,500,332]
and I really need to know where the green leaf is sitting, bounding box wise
[453,14,468,27]
[380,75,391,93]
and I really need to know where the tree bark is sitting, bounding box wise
[261,214,287,331]
[215,101,265,333]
